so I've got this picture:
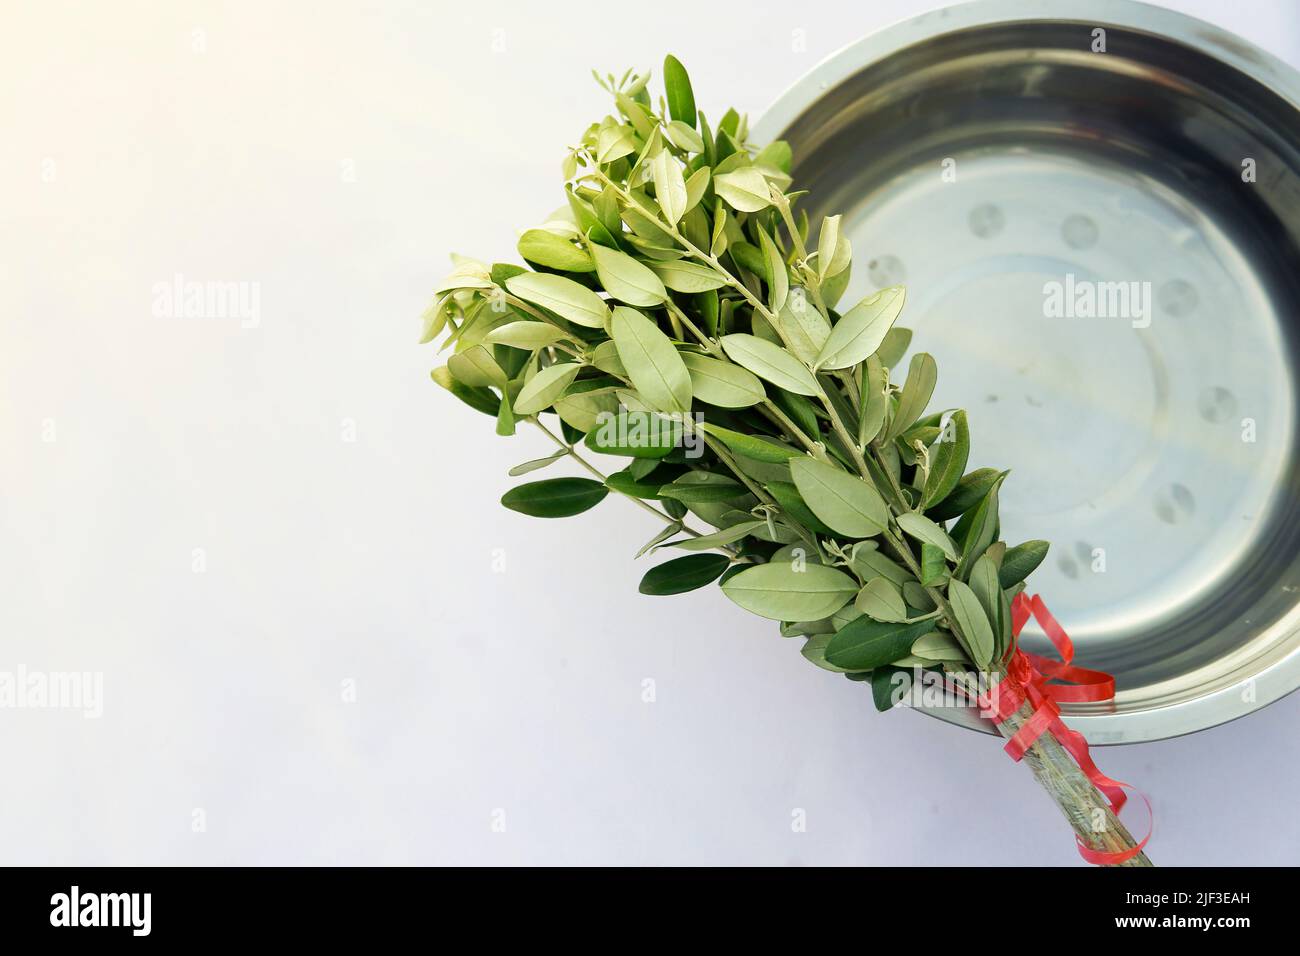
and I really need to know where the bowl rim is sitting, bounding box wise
[752,0,1300,744]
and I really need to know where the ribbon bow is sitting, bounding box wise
[977,593,1152,865]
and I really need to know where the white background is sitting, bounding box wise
[3,0,1297,865]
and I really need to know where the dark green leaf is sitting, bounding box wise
[999,540,1050,588]
[927,467,1003,522]
[639,553,729,595]
[663,55,696,129]
[824,617,937,671]
[872,665,911,711]
[501,477,608,517]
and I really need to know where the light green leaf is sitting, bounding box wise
[757,227,788,313]
[816,215,851,280]
[920,542,947,587]
[610,306,692,413]
[683,167,710,214]
[447,345,507,389]
[887,352,937,440]
[665,519,765,552]
[911,631,968,663]
[484,321,571,350]
[896,512,958,561]
[591,243,667,307]
[508,451,567,477]
[635,521,684,558]
[948,578,995,667]
[855,577,909,623]
[815,286,905,371]
[968,554,1002,627]
[773,296,830,366]
[517,229,595,272]
[513,362,581,415]
[720,333,820,396]
[720,562,858,621]
[858,355,888,446]
[596,124,637,164]
[680,352,765,408]
[699,423,799,463]
[849,541,912,586]
[588,339,627,378]
[651,150,687,226]
[665,120,705,154]
[648,260,726,293]
[714,168,772,213]
[505,272,609,329]
[790,457,890,538]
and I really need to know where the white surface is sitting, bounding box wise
[2,0,1297,865]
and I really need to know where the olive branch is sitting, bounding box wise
[423,57,1150,866]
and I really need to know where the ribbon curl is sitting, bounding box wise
[976,593,1152,865]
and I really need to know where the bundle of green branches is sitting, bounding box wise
[424,57,1150,865]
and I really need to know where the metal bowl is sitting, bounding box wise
[755,0,1300,743]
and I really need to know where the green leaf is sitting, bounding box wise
[639,553,730,595]
[505,272,609,328]
[495,389,516,436]
[947,578,995,667]
[508,451,567,477]
[855,577,909,623]
[651,149,687,226]
[648,260,726,293]
[635,521,684,558]
[773,297,830,366]
[596,124,637,164]
[871,666,910,711]
[876,327,912,369]
[767,481,834,535]
[1000,540,1050,588]
[801,633,858,673]
[896,512,957,561]
[484,320,571,350]
[517,229,595,272]
[605,470,666,499]
[714,168,772,213]
[699,423,799,463]
[824,617,937,671]
[790,457,890,538]
[610,306,692,413]
[513,362,581,415]
[920,542,947,587]
[591,243,668,307]
[757,227,788,313]
[431,366,499,417]
[911,631,968,663]
[927,467,1004,521]
[658,475,745,504]
[720,333,820,396]
[665,519,766,552]
[683,166,710,213]
[663,54,697,128]
[665,120,705,154]
[720,562,859,621]
[955,475,1004,579]
[680,352,765,408]
[447,345,508,389]
[501,477,607,518]
[968,554,1002,627]
[887,352,937,440]
[921,411,970,509]
[584,410,679,458]
[816,215,851,280]
[815,286,905,371]
[754,140,792,174]
[858,355,888,446]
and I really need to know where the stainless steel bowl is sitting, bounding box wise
[755,0,1300,743]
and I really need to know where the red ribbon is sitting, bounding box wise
[976,593,1152,865]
